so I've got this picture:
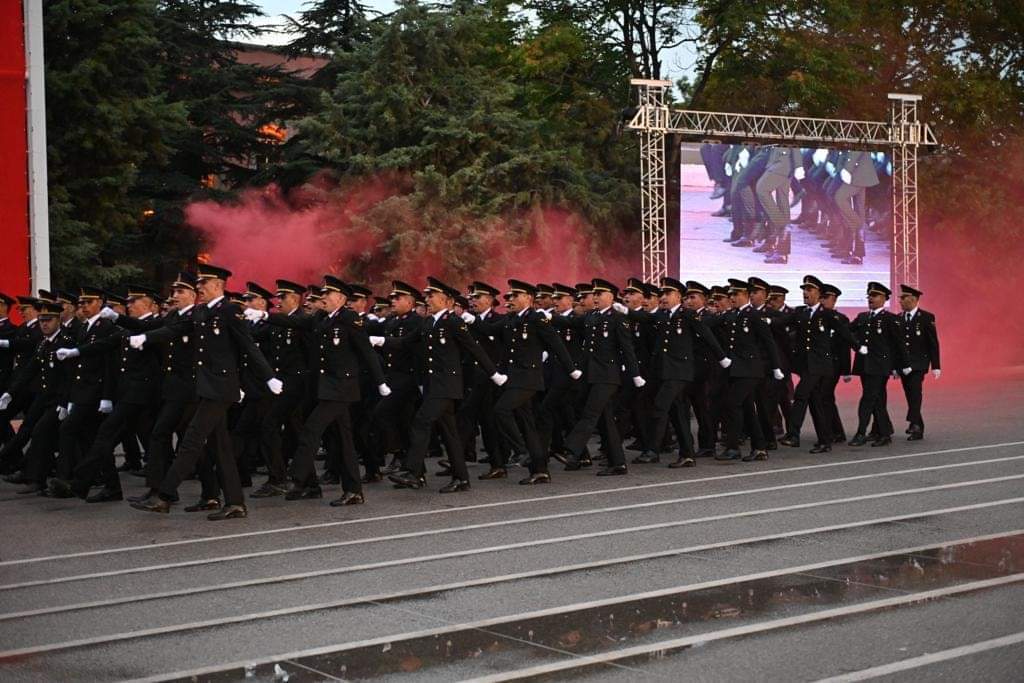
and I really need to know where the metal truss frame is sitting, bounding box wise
[627,80,936,291]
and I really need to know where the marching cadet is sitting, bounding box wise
[683,281,720,458]
[126,272,203,506]
[55,291,83,337]
[536,283,585,458]
[897,284,940,440]
[714,279,784,462]
[819,282,851,443]
[0,293,17,452]
[249,279,314,497]
[365,280,423,480]
[48,287,118,486]
[455,281,509,473]
[0,303,72,494]
[389,277,504,492]
[554,278,643,476]
[766,284,796,436]
[618,278,656,457]
[246,276,388,507]
[632,277,729,468]
[346,283,378,469]
[49,285,165,502]
[749,277,785,450]
[233,282,276,486]
[0,296,43,465]
[779,276,856,453]
[848,282,910,447]
[128,264,284,519]
[464,279,579,484]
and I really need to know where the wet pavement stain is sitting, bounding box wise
[169,533,1024,682]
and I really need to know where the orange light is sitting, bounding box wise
[142,209,155,218]
[259,123,287,142]
[197,252,211,264]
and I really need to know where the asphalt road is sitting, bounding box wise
[0,370,1022,682]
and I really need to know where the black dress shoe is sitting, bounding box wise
[330,491,365,506]
[596,465,627,476]
[184,498,222,512]
[388,472,426,489]
[631,451,660,464]
[361,472,383,484]
[742,450,769,462]
[478,467,507,480]
[284,485,323,500]
[208,504,247,521]
[250,482,287,498]
[695,448,715,458]
[127,489,158,503]
[907,432,924,441]
[624,439,645,452]
[86,487,124,503]
[578,456,593,468]
[848,434,869,447]
[520,473,551,485]
[809,444,832,454]
[130,497,171,513]
[765,441,778,451]
[779,435,800,448]
[668,456,695,468]
[4,470,30,485]
[715,449,742,461]
[439,479,471,493]
[47,478,80,499]
[549,450,568,465]
[319,472,340,485]
[833,434,848,444]
[871,435,892,447]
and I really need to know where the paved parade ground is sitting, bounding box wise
[1,370,1022,682]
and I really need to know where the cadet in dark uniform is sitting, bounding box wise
[779,276,856,452]
[897,284,940,440]
[682,281,720,458]
[749,277,785,450]
[129,264,283,519]
[0,303,72,493]
[848,282,910,447]
[819,283,851,442]
[49,286,164,502]
[715,279,783,462]
[0,297,43,463]
[634,277,729,467]
[248,279,314,496]
[536,283,585,458]
[556,278,643,476]
[365,280,423,480]
[466,280,578,484]
[389,277,502,493]
[248,276,388,506]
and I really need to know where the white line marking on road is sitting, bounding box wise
[5,440,1020,567]
[0,504,1020,658]
[812,631,1024,682]
[456,576,1024,683]
[3,473,1021,592]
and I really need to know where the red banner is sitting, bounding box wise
[0,1,31,314]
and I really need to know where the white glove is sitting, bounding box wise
[367,314,381,322]
[570,369,582,380]
[67,403,74,414]
[238,389,245,403]
[858,345,869,355]
[793,166,806,180]
[369,335,385,347]
[900,367,911,375]
[612,302,629,314]
[99,306,119,321]
[719,357,732,369]
[55,348,80,361]
[98,400,113,414]
[813,148,828,165]
[932,369,941,379]
[244,308,268,323]
[418,385,424,395]
[266,378,284,395]
[842,375,853,383]
[772,369,784,380]
[0,340,9,349]
[724,161,733,177]
[461,312,476,324]
[378,383,392,397]
[826,161,836,175]
[539,308,552,320]
[491,372,508,386]
[632,376,646,388]
[129,334,146,350]
[541,351,549,362]
[737,148,750,167]
[0,393,11,411]
[57,405,68,421]
[840,168,852,184]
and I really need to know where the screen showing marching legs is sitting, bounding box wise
[684,144,892,305]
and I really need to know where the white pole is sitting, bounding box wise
[24,0,50,290]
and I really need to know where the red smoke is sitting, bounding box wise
[184,176,640,296]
